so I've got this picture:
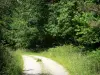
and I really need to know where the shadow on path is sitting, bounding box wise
[23,73,51,75]
[23,69,51,75]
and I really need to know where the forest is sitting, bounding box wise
[0,0,100,75]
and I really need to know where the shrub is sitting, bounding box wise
[0,46,23,75]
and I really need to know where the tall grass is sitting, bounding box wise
[38,45,100,75]
[11,50,23,75]
[0,47,23,75]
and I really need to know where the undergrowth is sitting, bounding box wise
[36,45,100,75]
[0,47,23,75]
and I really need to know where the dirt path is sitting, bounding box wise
[22,55,41,75]
[22,55,68,75]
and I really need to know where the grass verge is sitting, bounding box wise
[39,45,100,75]
[21,45,100,75]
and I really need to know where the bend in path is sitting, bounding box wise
[33,56,68,75]
[22,55,69,75]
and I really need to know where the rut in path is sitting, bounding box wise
[22,55,69,75]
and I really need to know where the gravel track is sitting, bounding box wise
[22,55,68,75]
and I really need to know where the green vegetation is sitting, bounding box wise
[0,47,23,75]
[2,0,100,49]
[39,45,100,75]
[0,0,23,74]
[0,0,100,75]
[22,45,100,75]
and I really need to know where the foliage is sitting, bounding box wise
[2,0,49,48]
[39,45,100,75]
[73,11,100,48]
[0,46,23,75]
[0,0,23,75]
[88,49,100,74]
[0,0,100,74]
[1,0,99,48]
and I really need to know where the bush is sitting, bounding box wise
[0,46,23,75]
[88,49,100,74]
